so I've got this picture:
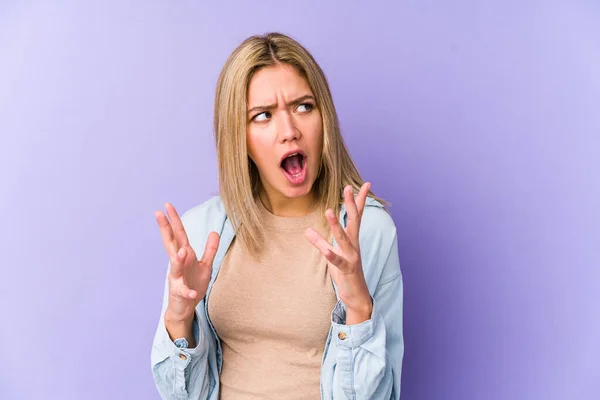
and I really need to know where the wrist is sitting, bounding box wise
[165,307,194,325]
[345,298,373,325]
[165,309,194,338]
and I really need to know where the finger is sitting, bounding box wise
[155,210,179,257]
[322,246,345,267]
[355,182,371,219]
[199,231,220,266]
[325,209,354,254]
[169,247,187,277]
[170,279,197,300]
[344,186,360,244]
[165,203,190,248]
[304,227,344,267]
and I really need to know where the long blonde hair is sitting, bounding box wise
[214,32,386,256]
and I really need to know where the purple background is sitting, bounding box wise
[1,1,598,399]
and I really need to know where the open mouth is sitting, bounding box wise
[280,151,307,184]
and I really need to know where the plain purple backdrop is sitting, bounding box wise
[1,1,598,399]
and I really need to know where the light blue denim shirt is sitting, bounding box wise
[151,196,404,399]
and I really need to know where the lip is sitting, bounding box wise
[279,149,307,165]
[280,148,308,185]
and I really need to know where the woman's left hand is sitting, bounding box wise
[305,182,373,325]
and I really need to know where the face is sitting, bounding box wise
[246,63,323,205]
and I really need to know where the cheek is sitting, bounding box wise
[311,123,324,162]
[312,116,324,148]
[246,133,271,167]
[246,131,260,160]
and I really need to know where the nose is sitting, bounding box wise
[277,111,300,143]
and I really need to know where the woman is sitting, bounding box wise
[151,32,404,400]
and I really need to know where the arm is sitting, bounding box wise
[304,184,404,399]
[151,265,212,400]
[331,233,404,399]
[151,202,221,400]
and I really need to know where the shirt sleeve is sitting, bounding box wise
[150,265,213,400]
[331,232,404,399]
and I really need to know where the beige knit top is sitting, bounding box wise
[207,199,338,399]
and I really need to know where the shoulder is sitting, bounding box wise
[358,197,397,239]
[353,197,400,287]
[341,196,397,261]
[180,195,225,221]
[179,195,228,250]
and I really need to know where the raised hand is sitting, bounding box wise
[155,203,220,334]
[304,183,373,325]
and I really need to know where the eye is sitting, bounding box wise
[297,103,314,113]
[252,111,271,122]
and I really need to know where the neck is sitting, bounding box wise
[259,188,317,217]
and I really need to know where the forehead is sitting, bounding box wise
[247,64,312,105]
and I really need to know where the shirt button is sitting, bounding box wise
[338,332,347,340]
[179,354,187,360]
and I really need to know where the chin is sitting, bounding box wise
[280,183,313,199]
[277,173,317,199]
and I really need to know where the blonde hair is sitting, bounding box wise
[214,32,386,256]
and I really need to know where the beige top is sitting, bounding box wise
[207,199,338,400]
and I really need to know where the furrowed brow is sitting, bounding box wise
[247,94,315,114]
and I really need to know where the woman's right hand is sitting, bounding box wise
[155,203,220,330]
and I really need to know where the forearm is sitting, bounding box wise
[331,298,397,399]
[345,298,373,325]
[165,309,196,348]
[330,273,403,399]
[152,307,211,399]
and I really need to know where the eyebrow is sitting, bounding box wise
[247,94,316,114]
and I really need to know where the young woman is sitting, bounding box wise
[151,32,404,400]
